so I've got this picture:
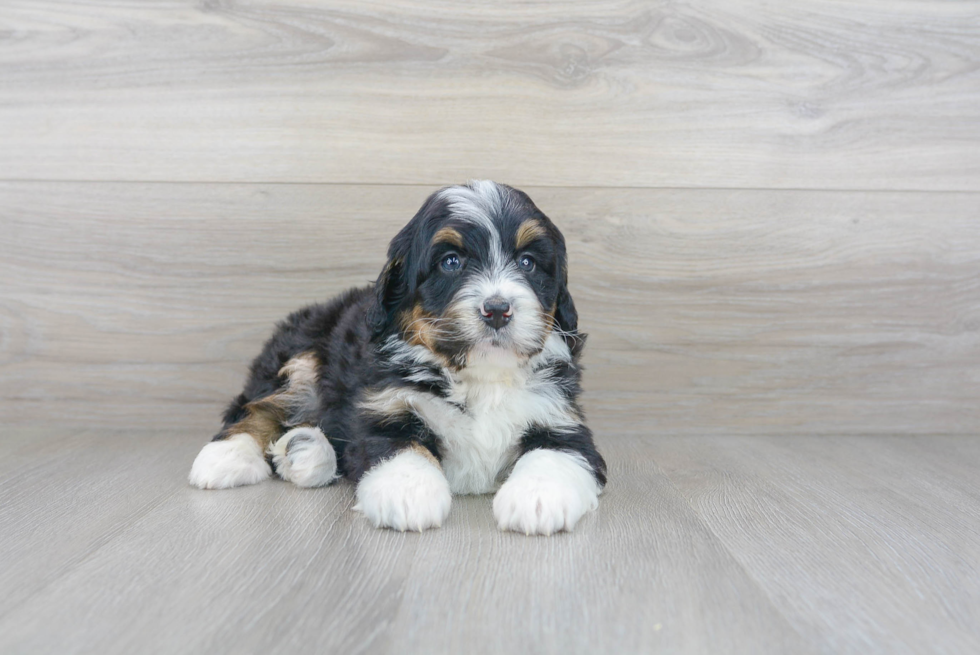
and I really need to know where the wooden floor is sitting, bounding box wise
[0,429,978,654]
[2,1,980,653]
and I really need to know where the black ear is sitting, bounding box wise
[367,188,445,339]
[368,256,406,338]
[555,280,577,333]
[555,276,584,356]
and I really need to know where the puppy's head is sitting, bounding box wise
[370,181,581,367]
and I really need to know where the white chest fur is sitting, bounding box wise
[436,369,535,494]
[364,335,578,495]
[424,351,579,493]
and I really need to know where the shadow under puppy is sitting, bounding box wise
[189,181,606,535]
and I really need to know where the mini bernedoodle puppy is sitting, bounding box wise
[189,180,606,535]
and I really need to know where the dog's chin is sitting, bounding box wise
[466,342,523,370]
[463,332,544,369]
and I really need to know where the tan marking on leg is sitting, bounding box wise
[277,352,320,420]
[515,219,546,250]
[432,226,463,248]
[224,352,320,449]
[359,386,415,423]
[225,400,285,450]
[279,352,318,389]
[408,442,442,470]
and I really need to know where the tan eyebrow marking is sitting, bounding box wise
[515,219,546,250]
[431,226,463,248]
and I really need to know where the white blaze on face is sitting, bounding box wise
[436,181,548,358]
[437,179,505,268]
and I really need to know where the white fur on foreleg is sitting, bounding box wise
[269,426,338,488]
[493,449,601,536]
[354,448,452,532]
[188,433,272,489]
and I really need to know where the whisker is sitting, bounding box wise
[550,324,585,343]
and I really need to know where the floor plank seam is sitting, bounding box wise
[0,488,181,622]
[653,462,817,649]
[2,178,979,195]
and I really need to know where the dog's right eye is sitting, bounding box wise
[441,254,462,272]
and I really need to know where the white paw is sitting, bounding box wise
[269,426,338,488]
[189,433,271,489]
[493,449,601,536]
[354,448,451,532]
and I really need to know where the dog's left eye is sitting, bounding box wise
[518,255,535,272]
[441,254,462,272]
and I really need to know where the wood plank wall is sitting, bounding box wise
[1,1,978,435]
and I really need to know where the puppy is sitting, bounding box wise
[189,180,606,535]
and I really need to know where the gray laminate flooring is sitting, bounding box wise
[1,429,977,654]
[2,1,979,653]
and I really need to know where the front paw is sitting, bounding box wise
[354,448,451,532]
[269,426,338,488]
[493,449,601,536]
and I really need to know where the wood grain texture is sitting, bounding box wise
[2,1,977,652]
[382,436,810,654]
[1,1,978,189]
[2,182,977,435]
[1,431,978,654]
[653,435,980,654]
[0,431,804,654]
[0,429,184,617]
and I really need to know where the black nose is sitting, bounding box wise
[480,298,512,330]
